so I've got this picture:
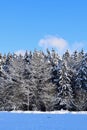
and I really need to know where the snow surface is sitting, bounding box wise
[10,110,87,114]
[0,111,87,130]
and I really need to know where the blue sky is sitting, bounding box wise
[0,112,87,130]
[0,0,87,54]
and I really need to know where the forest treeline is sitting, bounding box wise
[0,49,87,111]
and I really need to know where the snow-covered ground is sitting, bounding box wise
[10,110,87,114]
[0,111,87,130]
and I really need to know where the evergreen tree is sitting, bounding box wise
[0,50,87,111]
[73,54,87,110]
[57,62,73,110]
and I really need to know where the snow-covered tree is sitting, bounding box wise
[56,62,73,110]
[0,50,87,111]
[40,54,57,111]
[0,53,3,72]
[72,54,87,110]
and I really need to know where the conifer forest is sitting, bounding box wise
[0,49,87,111]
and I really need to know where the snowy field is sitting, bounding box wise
[0,111,87,130]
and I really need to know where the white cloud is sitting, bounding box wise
[70,42,85,53]
[38,35,86,54]
[39,35,68,54]
[15,50,26,56]
[15,37,86,56]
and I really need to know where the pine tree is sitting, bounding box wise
[57,62,73,110]
[73,54,87,110]
[0,50,87,111]
[40,54,57,111]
